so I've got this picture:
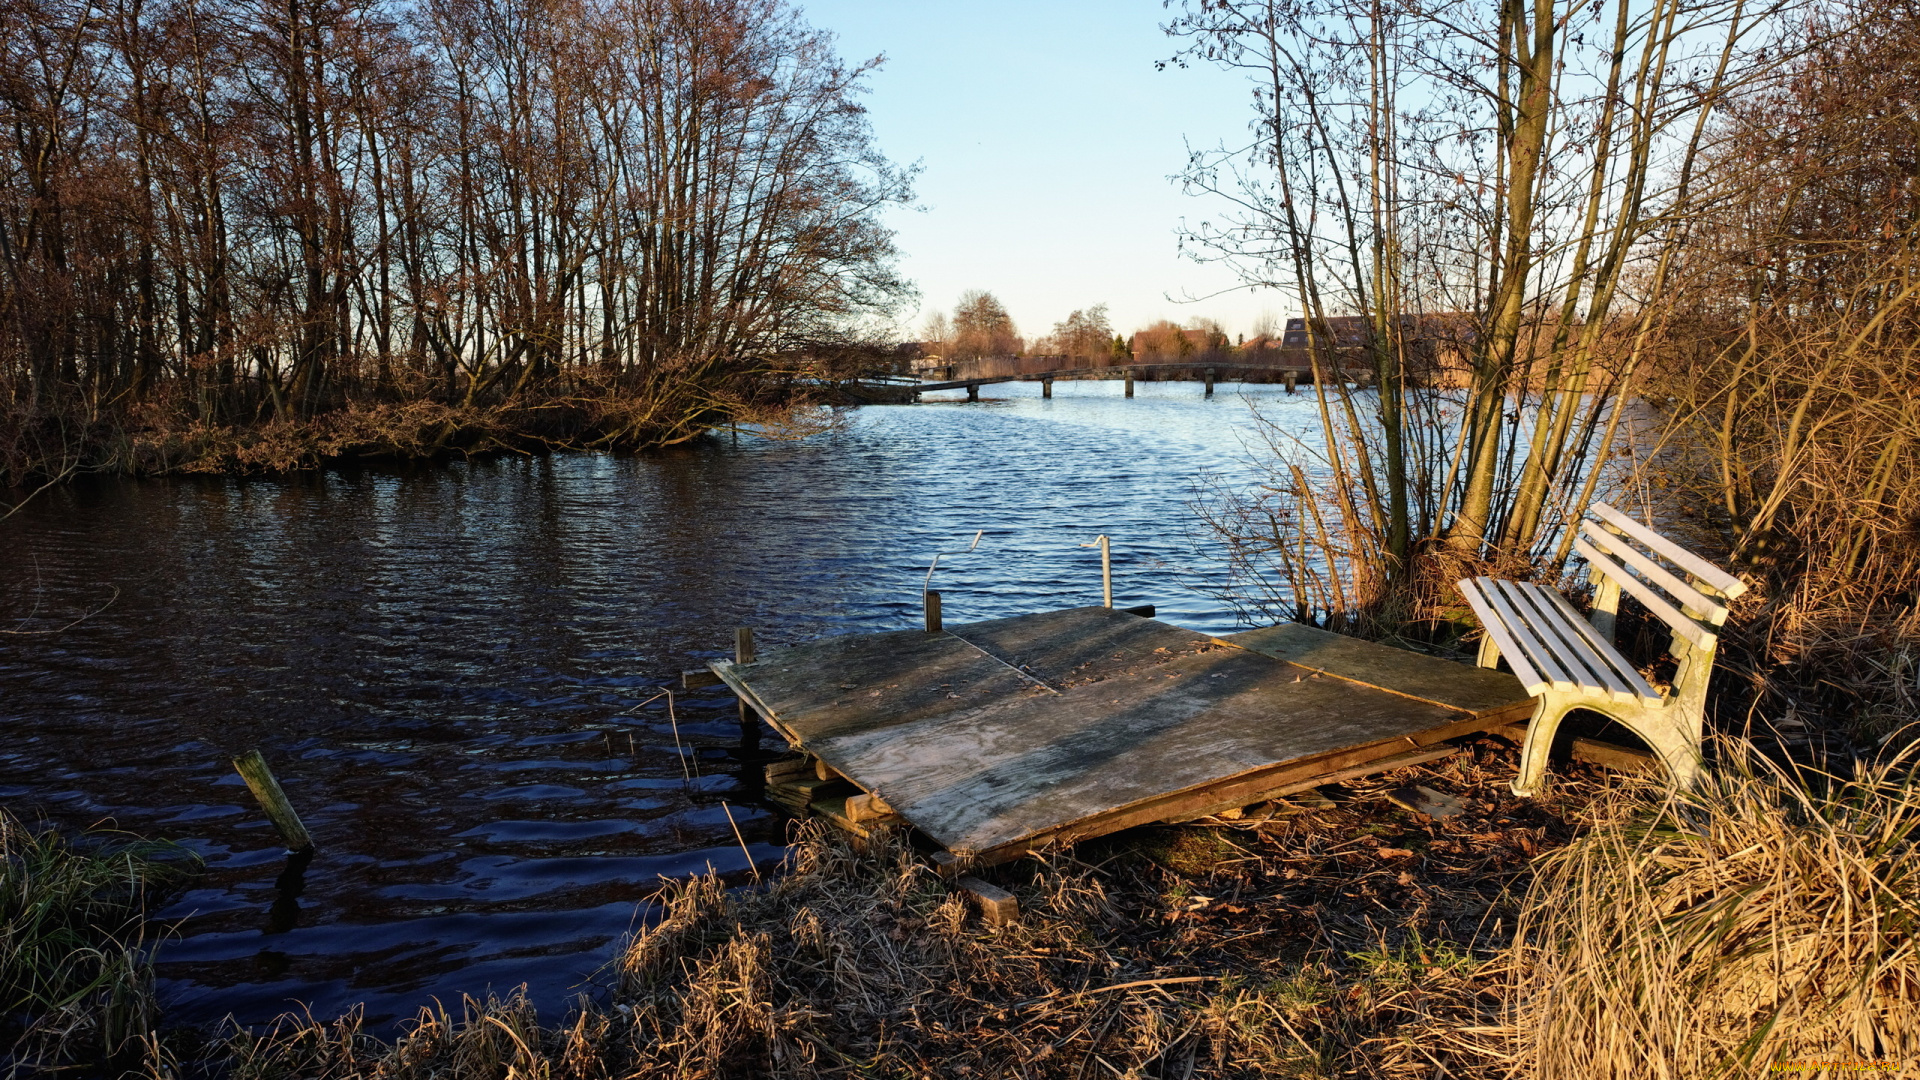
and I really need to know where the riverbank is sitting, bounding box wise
[0,380,856,492]
[10,735,1914,1078]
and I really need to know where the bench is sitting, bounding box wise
[1457,502,1747,796]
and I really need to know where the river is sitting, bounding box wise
[0,379,1322,1030]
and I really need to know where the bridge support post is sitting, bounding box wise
[967,383,979,402]
[1042,378,1052,399]
[1284,370,1297,394]
[1204,368,1215,396]
[1124,369,1134,398]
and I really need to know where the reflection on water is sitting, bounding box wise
[0,379,1321,1029]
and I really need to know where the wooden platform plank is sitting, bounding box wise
[711,627,1039,745]
[1219,623,1533,718]
[802,641,1468,856]
[949,607,1214,688]
[715,609,1535,864]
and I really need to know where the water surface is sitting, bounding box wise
[0,380,1319,1028]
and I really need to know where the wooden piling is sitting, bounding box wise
[967,383,978,402]
[1124,369,1134,397]
[1204,367,1215,396]
[846,790,895,823]
[735,627,758,731]
[1284,370,1297,394]
[1041,378,1052,399]
[232,750,314,854]
[924,589,942,633]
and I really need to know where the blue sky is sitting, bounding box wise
[798,0,1287,343]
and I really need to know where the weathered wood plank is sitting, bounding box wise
[1571,736,1657,773]
[721,608,1537,864]
[1219,623,1534,717]
[810,642,1471,856]
[955,876,1020,926]
[951,606,1212,688]
[764,755,811,783]
[711,628,1037,745]
[1168,745,1459,823]
[975,739,1469,863]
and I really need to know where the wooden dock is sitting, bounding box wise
[713,606,1533,864]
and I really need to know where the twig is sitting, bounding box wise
[1014,975,1219,1012]
[1,585,120,636]
[720,800,760,883]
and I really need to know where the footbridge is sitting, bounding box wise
[888,360,1370,401]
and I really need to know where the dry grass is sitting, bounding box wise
[203,739,1595,1079]
[1514,736,1920,1080]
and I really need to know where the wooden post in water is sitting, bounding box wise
[232,750,313,854]
[1080,535,1113,608]
[1284,370,1297,394]
[734,627,757,733]
[967,383,978,402]
[1204,368,1215,396]
[924,590,942,633]
[1124,369,1134,398]
[1041,378,1052,399]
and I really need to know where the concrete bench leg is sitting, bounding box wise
[1513,695,1705,797]
[1614,708,1705,792]
[1513,693,1572,797]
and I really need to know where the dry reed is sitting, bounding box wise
[1514,737,1920,1079]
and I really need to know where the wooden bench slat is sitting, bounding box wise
[1496,580,1625,698]
[1575,536,1718,651]
[1591,503,1746,599]
[1532,585,1664,705]
[1476,579,1579,692]
[1580,521,1728,625]
[1462,577,1665,706]
[1457,579,1551,695]
[1497,580,1644,704]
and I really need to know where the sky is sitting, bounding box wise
[797,0,1290,344]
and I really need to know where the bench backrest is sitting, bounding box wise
[1574,503,1747,653]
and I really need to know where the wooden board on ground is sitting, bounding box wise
[713,607,1539,863]
[1219,623,1534,719]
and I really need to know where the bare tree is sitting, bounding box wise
[0,0,914,482]
[1043,304,1113,363]
[950,289,1019,359]
[1170,0,1769,626]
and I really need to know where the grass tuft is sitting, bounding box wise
[1515,736,1920,1079]
[0,810,196,1075]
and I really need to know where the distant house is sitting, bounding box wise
[1272,313,1476,385]
[1279,313,1475,350]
